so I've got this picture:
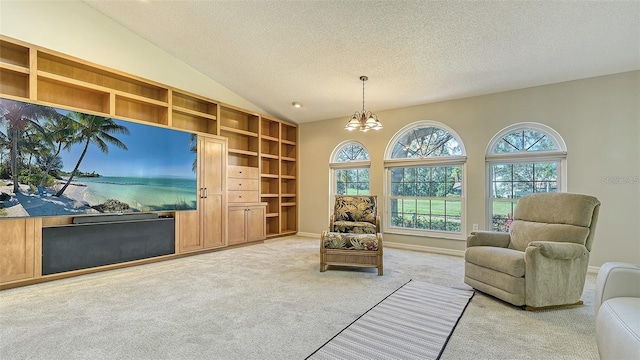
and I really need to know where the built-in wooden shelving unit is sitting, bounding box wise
[0,35,298,286]
[259,117,298,237]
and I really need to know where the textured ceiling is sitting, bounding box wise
[83,1,639,124]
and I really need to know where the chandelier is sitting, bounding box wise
[344,76,383,132]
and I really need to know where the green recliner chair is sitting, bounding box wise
[465,192,600,309]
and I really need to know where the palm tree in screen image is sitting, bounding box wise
[0,99,59,193]
[55,112,130,197]
[38,114,77,187]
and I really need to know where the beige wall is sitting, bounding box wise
[300,71,640,267]
[0,0,264,114]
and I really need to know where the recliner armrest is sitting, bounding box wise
[466,231,510,248]
[526,241,587,260]
[595,262,640,314]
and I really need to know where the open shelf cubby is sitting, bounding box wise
[37,77,110,114]
[37,52,168,103]
[220,106,259,135]
[281,159,296,178]
[0,68,29,99]
[0,40,29,68]
[172,91,217,117]
[280,205,297,234]
[261,157,279,176]
[261,117,280,138]
[261,177,279,196]
[281,123,297,143]
[281,142,296,160]
[261,138,279,157]
[266,216,280,237]
[172,110,217,134]
[115,95,168,125]
[281,178,296,196]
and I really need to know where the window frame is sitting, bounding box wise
[329,140,371,197]
[384,121,467,240]
[485,122,567,231]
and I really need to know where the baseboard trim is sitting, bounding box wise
[295,232,321,238]
[384,242,465,257]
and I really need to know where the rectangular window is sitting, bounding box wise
[336,168,369,195]
[489,161,559,231]
[389,166,462,233]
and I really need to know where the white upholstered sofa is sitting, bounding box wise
[595,262,640,360]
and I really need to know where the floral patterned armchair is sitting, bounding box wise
[330,195,380,234]
[321,195,383,275]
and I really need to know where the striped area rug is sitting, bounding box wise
[307,280,474,360]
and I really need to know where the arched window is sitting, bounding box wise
[486,122,567,232]
[384,121,467,237]
[330,141,370,195]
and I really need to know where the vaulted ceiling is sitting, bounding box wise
[84,1,640,124]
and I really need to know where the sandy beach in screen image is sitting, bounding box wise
[0,181,98,218]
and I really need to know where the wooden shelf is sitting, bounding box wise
[173,106,217,121]
[220,126,258,137]
[281,175,296,180]
[228,148,258,157]
[261,173,279,179]
[0,40,29,68]
[261,135,278,142]
[261,193,278,198]
[37,76,110,114]
[0,67,29,99]
[37,52,168,102]
[281,202,297,207]
[261,117,280,138]
[261,138,279,157]
[172,91,217,116]
[266,213,279,218]
[281,139,296,145]
[115,94,168,125]
[261,153,279,160]
[282,123,297,143]
[172,110,217,134]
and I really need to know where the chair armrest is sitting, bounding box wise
[375,216,381,233]
[329,215,335,231]
[526,241,588,260]
[595,262,640,314]
[466,231,510,248]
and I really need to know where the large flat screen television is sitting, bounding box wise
[0,97,198,218]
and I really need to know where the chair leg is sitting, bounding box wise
[377,267,383,276]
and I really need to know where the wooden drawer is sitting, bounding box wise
[228,165,258,179]
[228,178,259,191]
[228,190,259,203]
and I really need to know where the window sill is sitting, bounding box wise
[384,228,466,241]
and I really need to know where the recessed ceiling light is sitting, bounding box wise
[292,102,302,108]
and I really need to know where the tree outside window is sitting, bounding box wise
[487,124,566,232]
[385,121,466,236]
[330,142,370,196]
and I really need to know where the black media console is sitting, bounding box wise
[42,214,175,275]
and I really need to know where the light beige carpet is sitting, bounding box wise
[0,236,598,359]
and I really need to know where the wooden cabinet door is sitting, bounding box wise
[227,206,247,245]
[202,194,224,248]
[246,206,266,242]
[200,137,225,249]
[0,218,36,283]
[177,210,202,253]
